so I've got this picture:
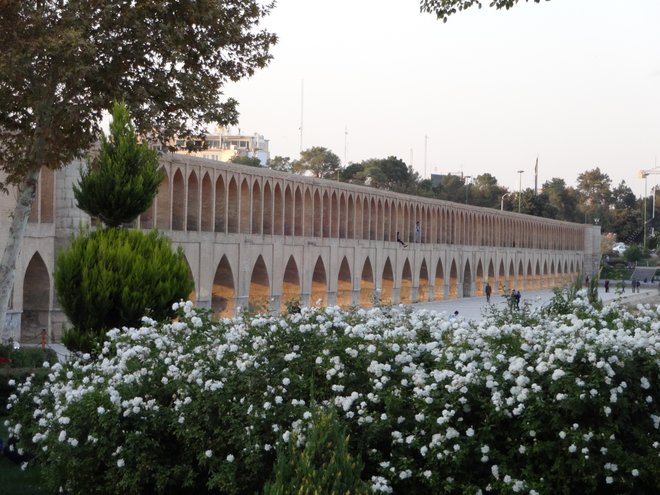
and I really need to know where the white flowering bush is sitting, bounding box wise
[4,294,659,494]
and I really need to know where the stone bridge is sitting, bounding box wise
[3,154,601,343]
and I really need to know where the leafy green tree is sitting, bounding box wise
[268,156,294,173]
[293,147,342,179]
[230,155,263,167]
[624,244,642,263]
[339,163,366,184]
[360,156,419,193]
[73,102,163,227]
[469,173,508,208]
[542,178,580,222]
[420,0,548,23]
[433,174,467,203]
[0,0,276,337]
[55,229,193,353]
[577,167,612,224]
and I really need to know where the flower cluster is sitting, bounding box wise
[4,293,659,494]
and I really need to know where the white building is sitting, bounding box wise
[176,127,270,166]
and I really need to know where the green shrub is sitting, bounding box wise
[263,408,369,495]
[54,228,192,352]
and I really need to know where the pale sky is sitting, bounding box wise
[225,0,660,196]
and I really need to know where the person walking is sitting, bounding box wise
[604,280,609,293]
[415,221,421,243]
[485,282,492,303]
[514,290,521,309]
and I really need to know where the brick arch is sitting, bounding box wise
[418,258,429,303]
[155,168,171,230]
[322,191,331,238]
[252,180,262,235]
[448,258,458,299]
[284,184,293,236]
[214,175,226,233]
[381,257,394,305]
[331,191,339,238]
[212,255,235,318]
[369,197,377,241]
[313,190,322,237]
[463,259,472,297]
[434,258,444,301]
[201,173,213,232]
[517,260,524,290]
[186,170,200,231]
[339,193,347,239]
[282,255,301,311]
[400,258,413,304]
[294,186,303,236]
[273,183,283,235]
[535,260,542,289]
[249,255,270,312]
[21,252,50,344]
[311,256,327,306]
[487,259,495,289]
[336,256,352,308]
[526,260,533,290]
[360,257,374,307]
[227,177,239,233]
[508,260,515,292]
[498,259,506,294]
[361,197,369,240]
[263,182,273,235]
[304,188,313,237]
[347,194,355,239]
[543,260,549,288]
[240,178,251,234]
[475,259,484,296]
[172,168,185,230]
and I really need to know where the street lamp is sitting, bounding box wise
[641,171,649,250]
[464,176,472,204]
[500,192,512,211]
[517,170,524,213]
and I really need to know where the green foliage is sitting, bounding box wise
[624,244,643,263]
[73,102,164,227]
[0,344,57,369]
[230,155,263,167]
[54,228,192,352]
[263,408,370,495]
[293,147,341,179]
[268,156,293,173]
[420,0,546,23]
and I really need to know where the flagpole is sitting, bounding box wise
[534,155,538,196]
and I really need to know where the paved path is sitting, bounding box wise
[409,285,660,322]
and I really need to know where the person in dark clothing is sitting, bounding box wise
[485,282,492,303]
[604,280,609,293]
[396,231,408,248]
[514,290,521,309]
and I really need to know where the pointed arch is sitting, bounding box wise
[463,259,472,297]
[449,259,458,299]
[434,259,444,301]
[263,182,273,235]
[487,259,495,291]
[313,190,322,237]
[212,256,235,318]
[331,192,339,238]
[517,260,524,290]
[214,175,226,233]
[498,260,506,294]
[381,257,394,305]
[475,260,484,296]
[156,169,171,230]
[252,181,262,235]
[282,256,301,311]
[172,169,185,230]
[227,177,239,233]
[304,189,313,237]
[294,186,303,236]
[526,260,533,290]
[274,183,283,235]
[249,256,270,312]
[339,193,347,239]
[508,260,516,292]
[186,170,199,231]
[201,173,213,231]
[418,259,429,303]
[543,261,549,288]
[21,252,50,343]
[337,257,352,308]
[347,195,355,239]
[322,192,331,238]
[311,257,327,306]
[400,258,413,304]
[535,260,542,289]
[240,179,251,234]
[183,256,196,304]
[360,258,375,307]
[284,185,293,236]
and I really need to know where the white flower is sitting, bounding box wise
[551,369,566,381]
[631,469,639,477]
[117,459,125,468]
[605,476,613,484]
[205,450,213,458]
[226,454,235,462]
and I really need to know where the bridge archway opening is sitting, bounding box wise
[183,257,196,304]
[304,189,313,237]
[535,260,541,289]
[294,187,303,236]
[214,176,226,233]
[263,183,273,235]
[381,258,394,305]
[313,191,322,237]
[557,263,564,286]
[448,260,458,299]
[498,260,506,294]
[487,259,495,292]
[212,256,234,318]
[337,257,352,308]
[187,170,199,231]
[463,260,472,297]
[550,260,556,288]
[418,259,429,303]
[156,170,170,230]
[360,258,374,307]
[240,179,250,234]
[21,252,50,344]
[252,181,262,235]
[508,261,515,292]
[249,255,270,313]
[172,169,185,230]
[526,261,533,290]
[274,184,283,235]
[227,178,238,233]
[400,258,412,304]
[347,196,355,239]
[543,261,549,289]
[433,260,444,301]
[201,173,213,231]
[517,260,524,290]
[281,256,300,312]
[311,257,327,306]
[284,185,293,236]
[475,260,484,296]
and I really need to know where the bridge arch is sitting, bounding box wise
[227,178,238,233]
[463,259,472,297]
[201,173,213,231]
[281,255,301,310]
[360,257,374,307]
[434,258,444,301]
[400,258,413,304]
[337,257,352,308]
[172,169,185,230]
[21,252,50,344]
[311,256,327,306]
[418,259,429,303]
[249,255,270,312]
[449,259,458,299]
[381,257,394,305]
[475,259,484,296]
[212,255,235,318]
[187,170,199,231]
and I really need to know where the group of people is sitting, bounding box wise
[396,221,422,248]
[483,282,521,309]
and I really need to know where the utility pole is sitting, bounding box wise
[517,170,524,213]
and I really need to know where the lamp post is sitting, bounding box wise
[464,176,472,204]
[517,170,524,213]
[500,192,512,211]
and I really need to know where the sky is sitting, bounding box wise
[224,0,660,196]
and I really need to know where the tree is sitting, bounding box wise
[420,0,548,23]
[230,155,262,167]
[268,155,294,173]
[293,147,341,179]
[542,178,580,222]
[469,173,508,208]
[73,102,163,227]
[577,168,612,224]
[0,1,276,336]
[361,156,419,193]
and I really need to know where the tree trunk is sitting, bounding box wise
[0,167,40,340]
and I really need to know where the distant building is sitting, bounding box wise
[175,127,270,166]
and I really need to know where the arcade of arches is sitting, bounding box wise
[7,157,600,343]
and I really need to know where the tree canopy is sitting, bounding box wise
[293,147,342,179]
[420,0,549,22]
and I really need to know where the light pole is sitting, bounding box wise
[517,170,524,213]
[500,192,512,211]
[643,173,648,250]
[464,176,472,204]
